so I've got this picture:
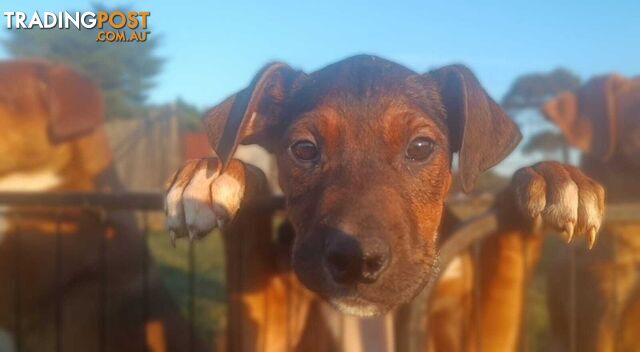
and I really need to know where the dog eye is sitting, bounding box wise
[290,140,319,162]
[406,137,435,162]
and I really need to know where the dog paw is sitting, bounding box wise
[510,161,605,248]
[165,158,247,244]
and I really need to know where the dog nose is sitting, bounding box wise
[325,235,390,284]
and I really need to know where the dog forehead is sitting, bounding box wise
[287,55,443,121]
[309,55,417,95]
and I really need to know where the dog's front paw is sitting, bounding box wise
[165,158,249,244]
[510,161,605,248]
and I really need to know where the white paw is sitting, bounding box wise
[511,162,605,248]
[165,158,246,244]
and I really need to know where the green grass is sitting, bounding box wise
[147,230,227,347]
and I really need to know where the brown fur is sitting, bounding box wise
[426,159,604,352]
[543,74,640,352]
[166,55,605,351]
[0,60,195,351]
[194,56,521,316]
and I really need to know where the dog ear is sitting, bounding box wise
[429,65,521,193]
[541,74,625,160]
[203,63,304,169]
[73,127,113,180]
[45,65,105,144]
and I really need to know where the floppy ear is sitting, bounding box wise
[541,74,625,160]
[73,127,113,179]
[429,65,522,193]
[45,64,105,143]
[203,63,305,169]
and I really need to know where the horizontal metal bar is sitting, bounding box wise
[0,192,636,220]
[0,192,287,212]
[0,192,165,210]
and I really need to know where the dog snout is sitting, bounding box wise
[324,233,390,285]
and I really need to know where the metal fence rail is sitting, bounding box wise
[0,192,173,352]
[0,192,164,210]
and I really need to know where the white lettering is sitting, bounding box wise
[27,11,42,29]
[81,12,96,29]
[3,12,15,29]
[15,12,26,29]
[43,12,57,29]
[63,11,80,29]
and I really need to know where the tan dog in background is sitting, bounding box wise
[543,74,640,352]
[0,60,195,352]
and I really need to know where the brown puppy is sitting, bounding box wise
[542,74,640,352]
[166,55,605,350]
[0,60,194,352]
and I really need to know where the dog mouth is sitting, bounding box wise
[313,276,395,317]
[292,227,438,317]
[327,296,387,317]
[295,257,436,317]
[317,271,432,317]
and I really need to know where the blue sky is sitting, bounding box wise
[2,0,638,110]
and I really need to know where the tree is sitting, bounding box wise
[501,68,581,161]
[522,130,568,159]
[3,4,163,119]
[502,68,580,113]
[174,98,204,132]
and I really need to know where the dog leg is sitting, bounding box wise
[167,158,331,351]
[467,161,606,352]
[221,193,327,351]
[466,230,543,352]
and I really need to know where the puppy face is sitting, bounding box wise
[0,63,59,176]
[0,61,108,189]
[275,65,452,315]
[205,55,520,315]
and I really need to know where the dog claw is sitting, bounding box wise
[562,231,572,243]
[562,222,575,243]
[587,227,597,249]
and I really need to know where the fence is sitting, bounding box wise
[0,191,639,351]
[0,192,197,351]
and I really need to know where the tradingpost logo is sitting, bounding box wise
[3,11,151,43]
